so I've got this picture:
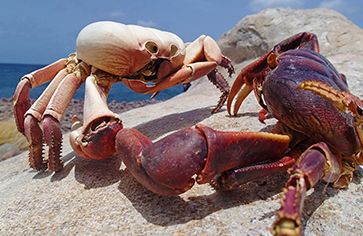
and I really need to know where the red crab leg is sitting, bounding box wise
[211,156,295,190]
[273,32,319,53]
[115,124,290,195]
[207,69,230,113]
[272,142,341,236]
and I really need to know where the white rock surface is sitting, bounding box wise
[1,8,363,236]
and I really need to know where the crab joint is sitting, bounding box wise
[267,52,278,69]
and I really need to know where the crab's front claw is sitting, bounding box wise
[115,124,291,195]
[13,78,32,134]
[70,116,123,160]
[227,52,272,116]
[70,75,124,160]
[115,127,207,195]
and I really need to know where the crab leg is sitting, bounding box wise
[227,52,270,116]
[115,124,290,195]
[273,32,319,53]
[13,58,68,134]
[23,68,69,170]
[272,142,341,236]
[212,156,295,191]
[40,63,89,171]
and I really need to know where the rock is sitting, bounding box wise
[0,144,23,161]
[219,8,363,63]
[1,8,363,236]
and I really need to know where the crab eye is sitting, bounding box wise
[170,44,179,57]
[145,41,158,54]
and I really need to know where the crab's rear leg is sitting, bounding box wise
[23,68,70,170]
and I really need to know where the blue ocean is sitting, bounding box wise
[0,63,184,101]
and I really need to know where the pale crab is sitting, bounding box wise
[13,21,234,171]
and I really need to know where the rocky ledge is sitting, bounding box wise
[1,8,362,236]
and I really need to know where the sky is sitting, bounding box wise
[0,0,362,65]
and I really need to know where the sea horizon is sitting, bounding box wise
[0,62,184,102]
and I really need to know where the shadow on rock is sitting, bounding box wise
[32,151,77,180]
[47,151,122,189]
[71,156,122,189]
[134,107,214,140]
[118,169,288,226]
[301,183,339,229]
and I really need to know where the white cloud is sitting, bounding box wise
[249,0,304,11]
[137,20,157,28]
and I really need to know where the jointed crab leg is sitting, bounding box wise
[273,142,341,236]
[13,57,80,170]
[272,32,319,53]
[41,63,89,171]
[213,156,295,190]
[13,58,68,134]
[23,69,69,170]
[207,69,230,113]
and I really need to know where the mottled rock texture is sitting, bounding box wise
[1,8,363,236]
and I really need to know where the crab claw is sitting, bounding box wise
[227,69,253,116]
[70,116,123,160]
[70,75,123,160]
[115,124,290,196]
[227,52,271,116]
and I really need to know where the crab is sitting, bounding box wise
[13,21,234,171]
[109,32,362,236]
[226,32,363,235]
